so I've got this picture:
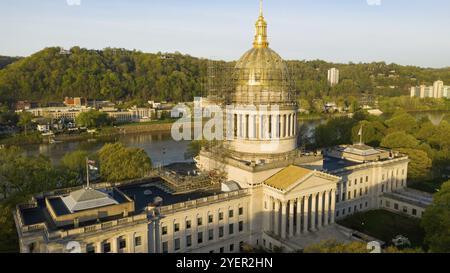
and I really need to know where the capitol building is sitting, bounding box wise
[14,2,429,253]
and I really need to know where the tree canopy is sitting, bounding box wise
[97,142,152,182]
[421,180,450,253]
[75,110,111,128]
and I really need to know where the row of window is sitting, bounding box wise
[383,200,420,216]
[162,222,245,252]
[162,208,244,235]
[347,176,370,187]
[336,202,369,218]
[86,236,142,253]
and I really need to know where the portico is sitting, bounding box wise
[262,165,339,240]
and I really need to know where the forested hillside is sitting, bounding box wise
[0,56,21,70]
[0,47,449,106]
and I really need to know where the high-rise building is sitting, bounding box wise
[411,81,449,99]
[327,68,339,86]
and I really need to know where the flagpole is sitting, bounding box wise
[86,157,90,189]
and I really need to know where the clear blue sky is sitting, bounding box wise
[1,0,449,68]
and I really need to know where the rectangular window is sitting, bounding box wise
[360,178,363,184]
[365,187,368,195]
[239,221,244,232]
[86,243,95,253]
[220,247,225,253]
[162,226,168,235]
[239,207,244,215]
[229,244,234,252]
[219,212,224,221]
[366,176,369,182]
[186,235,192,247]
[103,242,111,253]
[186,220,192,229]
[412,209,417,216]
[359,188,362,197]
[229,223,234,235]
[342,192,346,201]
[197,217,203,226]
[348,191,351,200]
[208,215,213,224]
[162,242,168,253]
[198,232,203,244]
[354,190,357,198]
[208,229,214,241]
[174,238,180,251]
[134,236,142,247]
[119,238,126,249]
[219,226,224,238]
[229,209,234,218]
[394,203,399,210]
[174,223,180,233]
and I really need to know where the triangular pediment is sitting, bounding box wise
[285,173,338,195]
[263,165,340,194]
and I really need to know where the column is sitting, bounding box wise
[296,198,301,235]
[324,191,330,226]
[303,195,309,233]
[111,237,118,253]
[281,202,287,239]
[317,192,323,229]
[330,189,336,224]
[293,113,296,135]
[310,193,316,231]
[237,114,242,138]
[259,114,263,139]
[263,195,270,231]
[282,114,286,138]
[96,242,102,253]
[272,114,279,139]
[289,200,294,237]
[274,200,280,236]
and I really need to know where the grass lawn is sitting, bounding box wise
[338,210,426,249]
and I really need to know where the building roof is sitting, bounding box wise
[264,165,313,191]
[344,144,381,156]
[61,188,119,213]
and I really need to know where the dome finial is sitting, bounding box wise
[260,0,263,16]
[253,0,269,48]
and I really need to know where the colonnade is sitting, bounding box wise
[263,190,336,239]
[230,112,297,140]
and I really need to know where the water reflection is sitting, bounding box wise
[23,132,191,166]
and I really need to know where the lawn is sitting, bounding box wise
[337,210,426,249]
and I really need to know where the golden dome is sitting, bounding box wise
[231,1,294,105]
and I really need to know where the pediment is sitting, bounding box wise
[285,174,338,195]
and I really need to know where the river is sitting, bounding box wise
[20,111,449,166]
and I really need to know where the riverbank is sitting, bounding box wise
[0,120,176,146]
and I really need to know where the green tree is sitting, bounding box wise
[397,148,432,182]
[385,112,417,134]
[351,120,386,146]
[380,131,419,149]
[17,111,33,134]
[315,117,357,148]
[75,110,110,128]
[421,180,450,253]
[97,143,152,182]
[61,150,89,175]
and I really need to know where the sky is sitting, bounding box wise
[0,0,449,68]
